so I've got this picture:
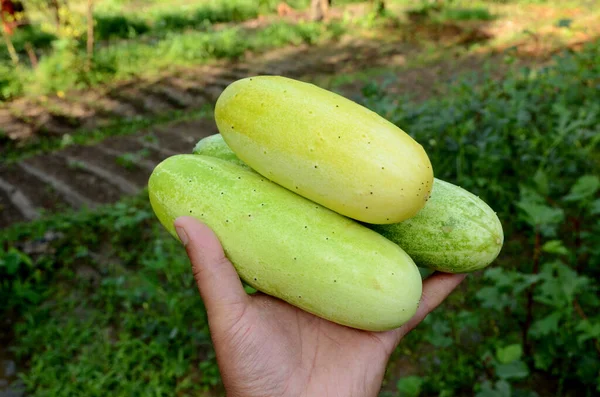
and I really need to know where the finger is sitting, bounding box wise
[174,216,250,316]
[382,272,467,349]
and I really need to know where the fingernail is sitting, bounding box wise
[176,226,189,246]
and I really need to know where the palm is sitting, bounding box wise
[214,293,394,397]
[175,217,466,397]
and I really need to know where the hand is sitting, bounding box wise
[174,217,467,397]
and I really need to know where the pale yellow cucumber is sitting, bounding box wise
[193,134,504,273]
[148,154,423,331]
[215,76,434,224]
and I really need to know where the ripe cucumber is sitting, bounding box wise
[193,134,504,273]
[215,76,434,225]
[148,154,423,331]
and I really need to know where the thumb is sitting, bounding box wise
[174,216,249,318]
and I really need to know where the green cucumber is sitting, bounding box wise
[370,179,504,273]
[193,134,249,169]
[148,154,423,331]
[193,134,504,273]
[215,75,434,225]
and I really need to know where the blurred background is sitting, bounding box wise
[1,0,599,396]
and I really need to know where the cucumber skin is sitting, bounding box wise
[193,134,504,273]
[193,134,249,168]
[370,179,504,273]
[215,76,434,225]
[148,154,423,332]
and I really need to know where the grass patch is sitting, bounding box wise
[0,19,350,103]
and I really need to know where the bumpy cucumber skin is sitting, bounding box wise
[193,135,504,273]
[148,154,423,331]
[215,76,434,225]
[371,179,504,273]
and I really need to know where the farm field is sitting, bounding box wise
[1,1,599,396]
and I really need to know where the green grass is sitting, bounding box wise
[0,18,351,102]
[2,38,599,396]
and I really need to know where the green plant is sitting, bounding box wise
[361,40,600,395]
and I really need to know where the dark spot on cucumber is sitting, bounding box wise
[225,220,230,223]
[237,177,241,180]
[253,189,256,192]
[220,192,224,195]
[386,218,390,221]
[210,167,213,170]
[314,165,318,169]
[368,141,371,144]
[263,150,267,154]
[189,210,192,213]
[294,257,297,260]
[338,136,341,139]
[325,237,329,240]
[250,78,253,81]
[189,179,192,183]
[335,105,339,108]
[334,279,337,282]
[231,126,234,129]
[248,214,252,217]
[365,206,369,209]
[391,272,395,276]
[298,295,302,298]
[261,203,265,207]
[254,277,257,281]
[295,186,299,190]
[304,226,308,229]
[370,191,373,195]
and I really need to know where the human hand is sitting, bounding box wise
[174,216,467,397]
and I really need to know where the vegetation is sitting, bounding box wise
[2,0,599,395]
[2,32,599,395]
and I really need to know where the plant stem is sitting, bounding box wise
[1,26,19,65]
[86,0,94,72]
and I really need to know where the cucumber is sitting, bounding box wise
[370,179,504,273]
[193,134,249,169]
[215,76,434,225]
[148,154,423,331]
[193,134,504,273]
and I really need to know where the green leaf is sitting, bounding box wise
[563,175,600,202]
[556,18,573,28]
[425,318,453,348]
[516,201,564,227]
[496,344,523,364]
[396,376,424,397]
[576,320,600,345]
[476,380,511,397]
[590,199,600,215]
[542,240,569,255]
[530,312,561,337]
[495,360,530,380]
[533,169,549,195]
